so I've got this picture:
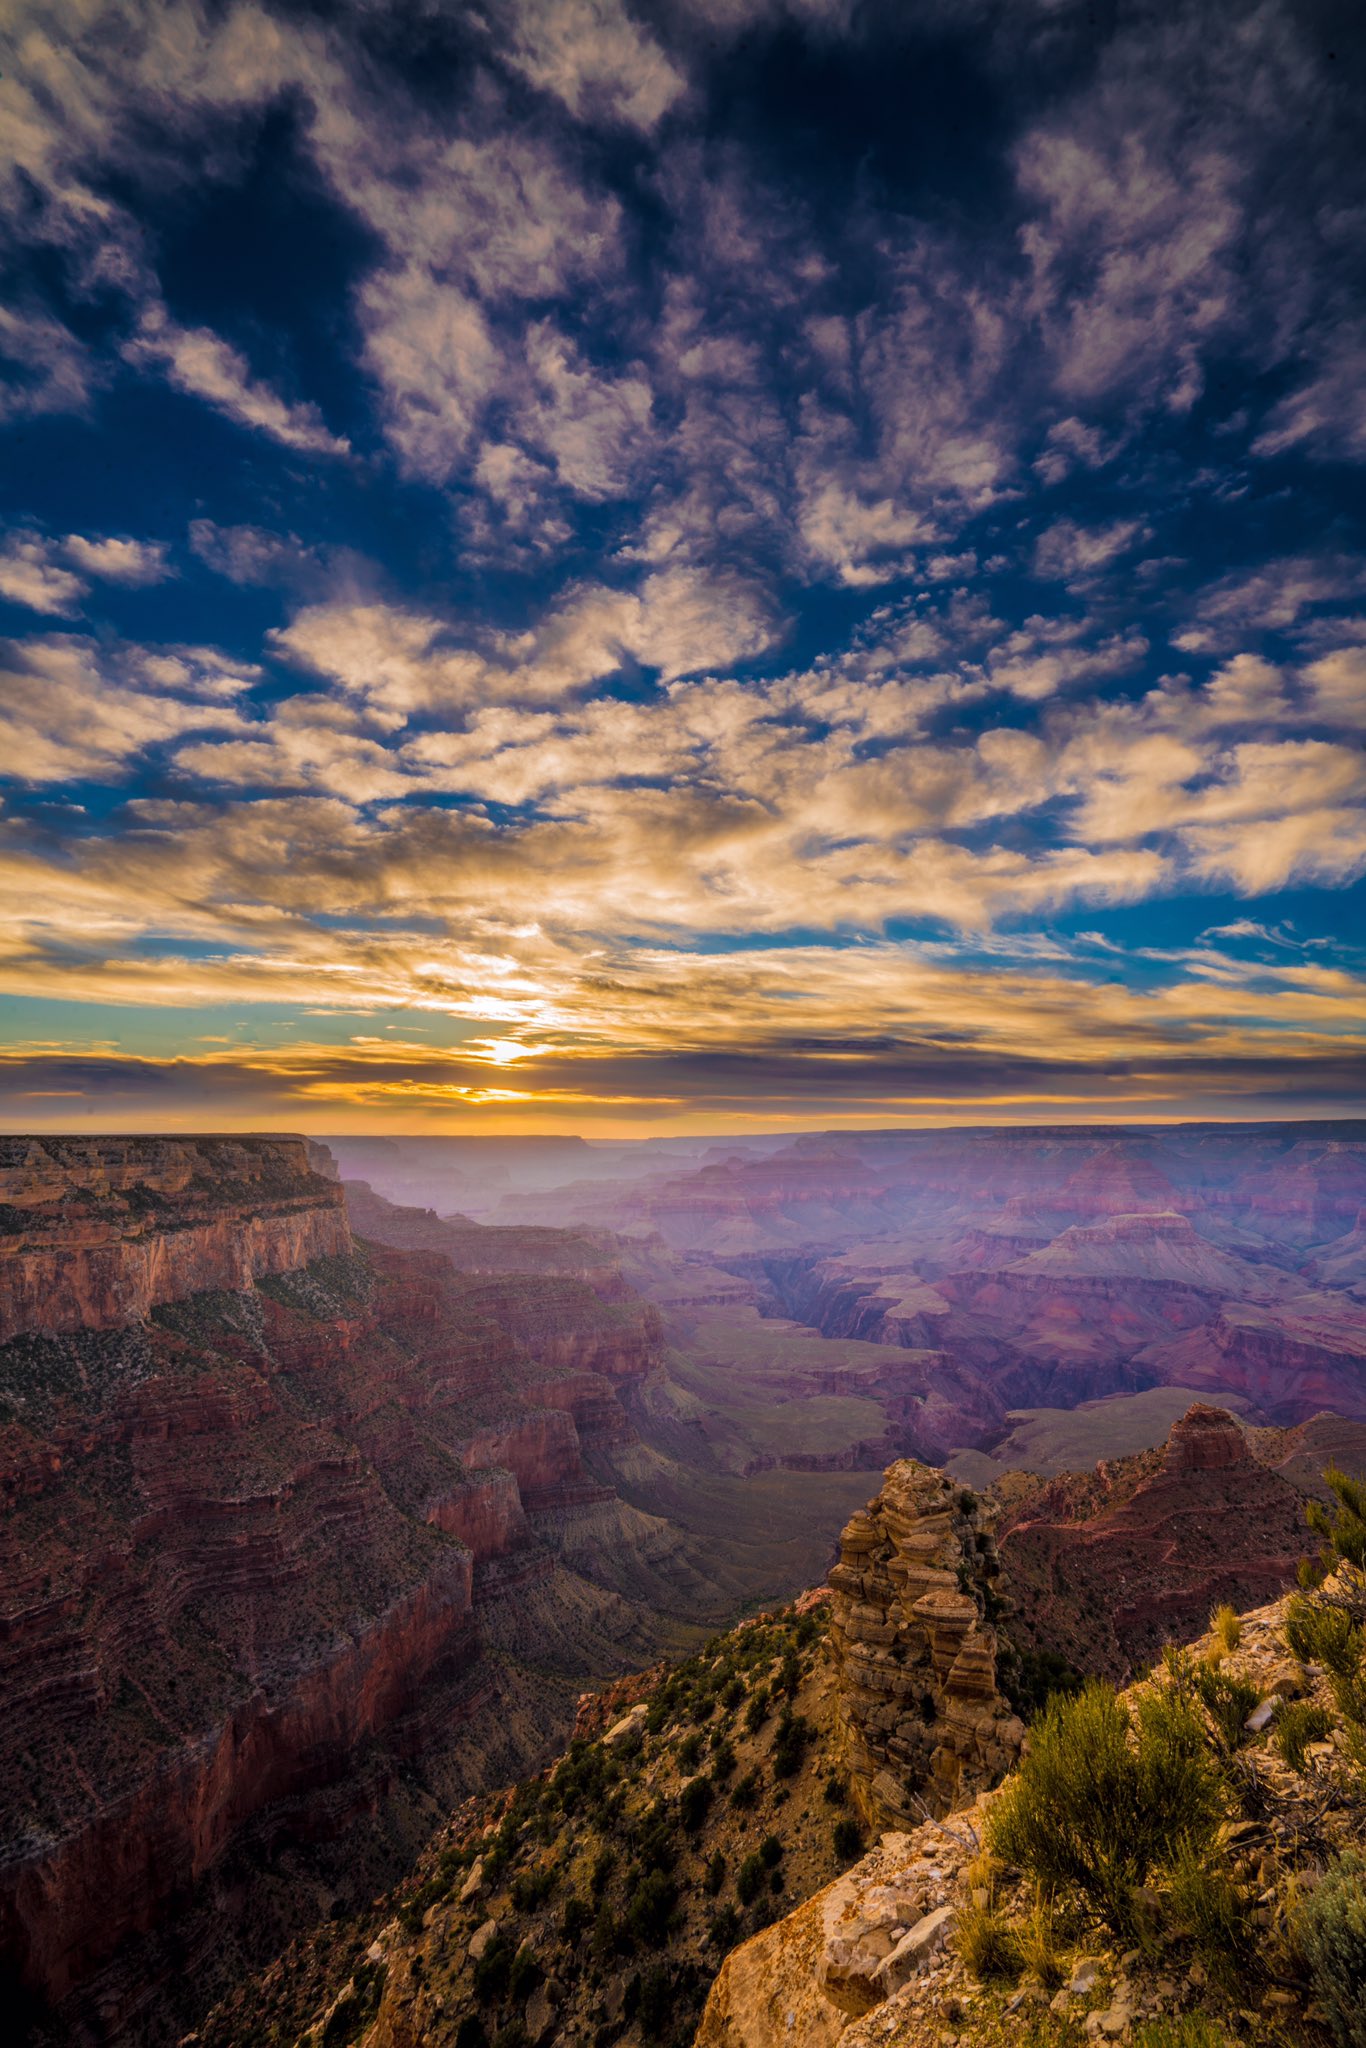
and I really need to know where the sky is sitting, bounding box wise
[1,0,1364,1137]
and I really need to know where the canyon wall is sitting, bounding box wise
[0,1134,350,1343]
[0,1137,679,2044]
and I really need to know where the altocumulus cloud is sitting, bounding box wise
[0,0,1363,1129]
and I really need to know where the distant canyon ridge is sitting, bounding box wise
[1,1121,1365,2043]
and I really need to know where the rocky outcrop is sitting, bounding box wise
[827,1462,1024,1832]
[0,1135,349,1343]
[698,1579,1363,2048]
[996,1402,1330,1679]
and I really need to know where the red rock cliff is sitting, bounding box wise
[0,1134,351,1342]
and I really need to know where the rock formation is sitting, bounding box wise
[996,1401,1364,1679]
[0,1134,350,1342]
[827,1461,1024,1831]
[0,1136,691,2044]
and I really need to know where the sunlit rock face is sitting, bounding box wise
[826,1460,1024,1831]
[0,1134,351,1342]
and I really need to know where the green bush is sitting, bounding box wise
[561,1895,591,1941]
[1192,1665,1261,1757]
[1276,1699,1333,1771]
[988,1680,1225,1937]
[709,1904,742,1950]
[832,1816,864,1861]
[704,1850,727,1896]
[510,1864,555,1912]
[1296,1850,1366,2048]
[744,1687,770,1734]
[1131,2023,1232,2048]
[736,1852,767,1905]
[507,1945,541,2001]
[454,2019,489,2048]
[771,1708,810,1779]
[472,1935,514,2002]
[680,1776,714,1831]
[955,1900,1024,1983]
[1166,1837,1254,1984]
[1306,1466,1366,1574]
[822,1772,848,1805]
[676,1730,704,1771]
[627,1867,677,1945]
[730,1766,761,1809]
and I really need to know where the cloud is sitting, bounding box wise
[188,520,320,588]
[1253,321,1366,464]
[0,304,94,422]
[0,536,86,616]
[0,635,249,782]
[1032,516,1148,583]
[0,529,169,615]
[502,0,685,133]
[123,305,351,455]
[1173,556,1366,653]
[59,534,169,585]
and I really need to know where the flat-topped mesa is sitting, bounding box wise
[0,1134,350,1341]
[827,1460,1024,1830]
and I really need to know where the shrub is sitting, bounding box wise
[680,1776,714,1832]
[758,1833,783,1868]
[1017,1893,1065,1989]
[823,1773,848,1805]
[1276,1699,1333,1771]
[454,2019,489,2048]
[473,1935,513,2002]
[832,1816,864,1862]
[710,1738,736,1783]
[771,1708,810,1779]
[676,1730,705,1771]
[1192,1665,1261,1758]
[1296,1850,1366,2048]
[1132,2024,1233,2048]
[709,1904,742,1950]
[704,1850,727,1896]
[510,1864,555,1912]
[955,1900,1024,1984]
[1166,1837,1254,1984]
[988,1680,1225,1936]
[561,1895,591,1941]
[730,1766,761,1809]
[1306,1466,1366,1575]
[627,1868,677,1946]
[999,1644,1084,1723]
[721,1677,745,1710]
[507,1945,541,2001]
[736,1852,767,1905]
[1208,1604,1241,1660]
[744,1687,770,1735]
[1285,1595,1360,1680]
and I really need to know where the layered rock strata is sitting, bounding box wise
[0,1137,681,2043]
[0,1135,350,1343]
[827,1461,1024,1831]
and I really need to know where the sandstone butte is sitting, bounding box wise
[0,1135,674,2042]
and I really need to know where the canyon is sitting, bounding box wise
[5,1121,1366,2044]
[0,1138,744,2043]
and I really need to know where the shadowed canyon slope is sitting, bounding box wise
[0,1137,830,2044]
